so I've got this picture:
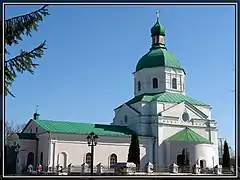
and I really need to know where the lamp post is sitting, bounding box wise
[86,132,98,176]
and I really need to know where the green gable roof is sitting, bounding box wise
[115,92,209,110]
[34,120,135,137]
[166,127,211,143]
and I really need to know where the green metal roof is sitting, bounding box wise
[166,127,211,143]
[136,47,182,72]
[34,120,135,137]
[115,92,209,110]
[151,20,166,36]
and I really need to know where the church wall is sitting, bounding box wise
[157,102,164,113]
[51,135,149,170]
[166,141,217,168]
[160,102,207,120]
[112,104,139,126]
[149,101,157,115]
[165,68,185,94]
[37,133,50,168]
[158,102,178,114]
[23,120,47,134]
[196,105,212,119]
[134,67,166,96]
[156,102,211,120]
[18,139,37,169]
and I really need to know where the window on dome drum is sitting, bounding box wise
[86,153,92,166]
[156,36,160,43]
[172,78,177,89]
[152,78,158,89]
[137,81,141,91]
[124,115,128,124]
[110,153,117,168]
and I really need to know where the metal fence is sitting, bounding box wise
[41,165,236,176]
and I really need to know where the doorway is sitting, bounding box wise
[200,159,206,169]
[27,152,34,166]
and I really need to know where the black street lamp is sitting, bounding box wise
[86,132,98,176]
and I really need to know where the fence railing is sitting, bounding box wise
[38,165,237,176]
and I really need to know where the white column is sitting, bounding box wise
[48,141,52,168]
[50,141,57,170]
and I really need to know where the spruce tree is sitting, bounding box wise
[127,134,140,169]
[4,5,49,97]
[222,140,230,168]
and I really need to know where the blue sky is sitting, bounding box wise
[5,5,235,148]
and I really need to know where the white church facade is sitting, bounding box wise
[12,15,219,173]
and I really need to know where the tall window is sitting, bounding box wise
[40,152,43,165]
[124,115,128,124]
[30,128,32,133]
[36,127,38,133]
[152,78,158,89]
[86,153,92,166]
[110,153,117,168]
[172,78,177,89]
[137,81,141,91]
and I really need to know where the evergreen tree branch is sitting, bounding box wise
[4,41,47,97]
[4,5,49,97]
[5,5,49,46]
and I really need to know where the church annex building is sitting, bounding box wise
[12,15,219,173]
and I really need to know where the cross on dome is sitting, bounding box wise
[156,9,160,20]
[35,105,39,113]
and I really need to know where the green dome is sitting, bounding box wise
[136,47,182,72]
[151,20,166,36]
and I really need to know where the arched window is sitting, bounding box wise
[152,78,158,89]
[124,115,128,124]
[172,78,177,89]
[110,153,117,168]
[86,153,92,166]
[58,152,67,168]
[137,81,141,91]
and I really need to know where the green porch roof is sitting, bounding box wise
[115,92,209,110]
[166,127,211,143]
[34,120,135,137]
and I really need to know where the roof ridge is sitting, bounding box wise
[37,119,116,126]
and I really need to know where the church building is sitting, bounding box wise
[12,14,219,173]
